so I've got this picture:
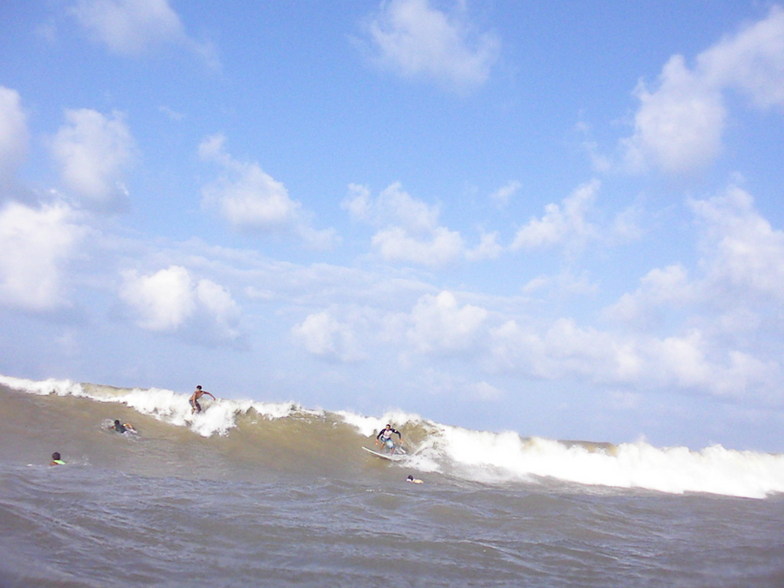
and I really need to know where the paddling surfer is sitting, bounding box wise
[50,452,65,466]
[190,385,216,413]
[107,419,136,434]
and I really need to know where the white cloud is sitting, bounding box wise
[603,264,694,328]
[487,317,780,400]
[199,134,336,249]
[407,291,487,354]
[50,108,135,210]
[345,181,439,232]
[0,87,28,189]
[697,5,784,109]
[489,180,521,208]
[342,184,373,222]
[621,6,784,175]
[465,230,503,261]
[119,265,241,341]
[72,0,180,54]
[194,279,242,340]
[0,201,85,311]
[623,56,726,175]
[372,225,464,266]
[292,311,364,362]
[511,179,600,250]
[344,182,464,266]
[691,185,784,301]
[364,0,500,91]
[522,271,598,298]
[471,380,504,401]
[120,265,195,331]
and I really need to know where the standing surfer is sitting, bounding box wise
[376,424,403,454]
[190,385,216,413]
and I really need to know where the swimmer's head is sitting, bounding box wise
[52,452,61,460]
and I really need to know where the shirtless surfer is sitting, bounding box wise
[190,385,216,413]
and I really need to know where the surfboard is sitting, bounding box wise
[362,446,405,461]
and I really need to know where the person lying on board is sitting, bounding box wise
[108,419,136,434]
[376,424,403,454]
[190,385,216,413]
[50,452,65,466]
[406,475,423,484]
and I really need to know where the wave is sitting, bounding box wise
[2,374,783,499]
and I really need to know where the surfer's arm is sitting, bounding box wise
[205,391,216,400]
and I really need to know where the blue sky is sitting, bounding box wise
[1,1,783,451]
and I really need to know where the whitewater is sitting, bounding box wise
[1,374,783,586]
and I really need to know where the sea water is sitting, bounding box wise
[1,375,783,587]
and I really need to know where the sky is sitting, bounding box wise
[1,1,783,451]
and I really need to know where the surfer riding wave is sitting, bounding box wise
[376,424,403,455]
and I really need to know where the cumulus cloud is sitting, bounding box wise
[493,183,784,400]
[50,108,135,210]
[70,0,218,64]
[119,265,241,343]
[487,318,780,400]
[621,6,784,175]
[363,0,500,91]
[511,179,600,251]
[691,185,784,302]
[343,182,464,266]
[199,134,336,249]
[0,87,28,190]
[603,264,695,328]
[623,56,726,175]
[407,291,488,354]
[605,184,784,333]
[292,311,365,362]
[0,201,85,311]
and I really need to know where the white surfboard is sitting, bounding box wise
[362,446,406,461]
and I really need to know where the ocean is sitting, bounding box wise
[1,374,783,587]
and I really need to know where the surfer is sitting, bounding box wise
[112,419,127,433]
[50,452,65,466]
[406,475,423,484]
[376,424,402,454]
[190,385,216,413]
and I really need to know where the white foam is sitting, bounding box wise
[428,424,784,498]
[337,408,423,437]
[0,374,300,437]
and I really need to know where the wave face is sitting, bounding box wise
[2,374,784,499]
